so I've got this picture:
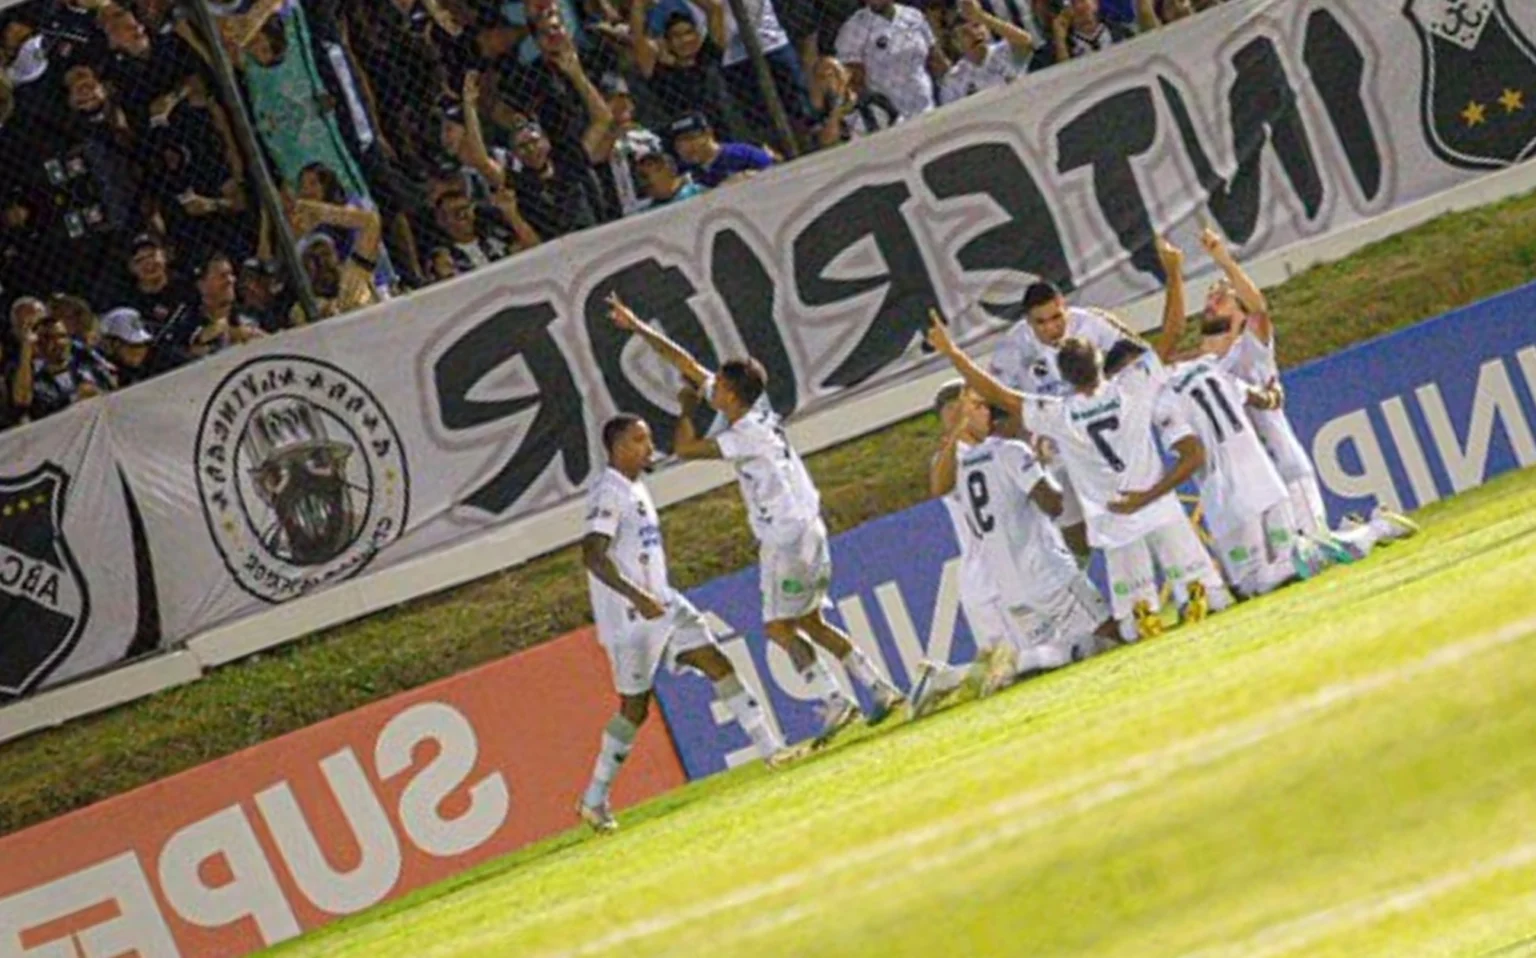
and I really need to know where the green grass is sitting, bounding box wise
[3,189,1536,839]
[266,466,1536,958]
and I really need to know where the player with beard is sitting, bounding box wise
[988,281,1178,564]
[577,414,793,834]
[245,398,362,566]
[931,312,1233,641]
[608,293,906,747]
[1177,227,1418,552]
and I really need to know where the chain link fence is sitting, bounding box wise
[0,0,1228,432]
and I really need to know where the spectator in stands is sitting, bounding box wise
[436,71,510,202]
[431,187,538,273]
[500,10,612,170]
[667,111,772,186]
[49,293,99,350]
[587,74,667,219]
[1051,0,1133,62]
[10,297,116,423]
[338,0,452,179]
[835,0,946,120]
[425,245,460,282]
[99,2,206,130]
[145,102,254,264]
[99,306,155,387]
[630,1,735,139]
[510,118,600,239]
[632,137,705,207]
[160,250,263,369]
[44,0,111,66]
[0,182,62,314]
[61,61,143,304]
[1142,0,1193,26]
[939,0,1033,105]
[238,257,290,333]
[808,54,897,145]
[116,233,194,343]
[287,198,384,322]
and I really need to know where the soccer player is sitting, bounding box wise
[1153,238,1314,595]
[1166,228,1419,554]
[909,382,1036,719]
[929,311,1233,641]
[578,415,792,834]
[987,281,1177,562]
[608,294,906,746]
[912,383,1120,715]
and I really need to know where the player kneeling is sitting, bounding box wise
[910,382,1119,718]
[577,415,794,834]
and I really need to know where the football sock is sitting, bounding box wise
[583,714,639,808]
[800,659,851,708]
[714,674,781,758]
[840,647,892,696]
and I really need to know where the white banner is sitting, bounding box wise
[3,0,1533,696]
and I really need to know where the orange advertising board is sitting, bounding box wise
[0,628,685,957]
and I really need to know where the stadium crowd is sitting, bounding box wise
[0,0,1229,430]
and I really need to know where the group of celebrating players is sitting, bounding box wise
[573,228,1419,834]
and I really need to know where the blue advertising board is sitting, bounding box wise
[655,282,1536,781]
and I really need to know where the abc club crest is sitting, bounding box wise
[194,356,411,604]
[0,464,89,698]
[1405,0,1536,169]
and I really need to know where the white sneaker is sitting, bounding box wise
[811,699,860,749]
[1372,505,1421,541]
[764,742,811,770]
[576,799,618,835]
[909,661,961,719]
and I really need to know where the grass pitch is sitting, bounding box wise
[269,466,1536,958]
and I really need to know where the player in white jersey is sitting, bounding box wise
[930,311,1233,642]
[577,415,793,833]
[1149,237,1315,595]
[1153,353,1303,598]
[1162,228,1419,556]
[608,294,905,747]
[988,281,1176,563]
[913,381,1021,717]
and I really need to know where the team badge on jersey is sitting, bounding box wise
[1404,0,1536,169]
[0,464,89,698]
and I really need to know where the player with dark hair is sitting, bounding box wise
[577,413,795,834]
[987,279,1178,564]
[607,294,906,747]
[929,311,1234,642]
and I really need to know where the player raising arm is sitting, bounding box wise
[609,294,906,745]
[577,415,793,834]
[927,310,1233,640]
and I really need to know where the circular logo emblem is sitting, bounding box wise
[195,356,410,604]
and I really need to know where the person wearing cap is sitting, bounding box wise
[238,257,291,333]
[286,197,384,324]
[115,232,194,339]
[587,73,669,220]
[633,139,705,208]
[509,117,600,241]
[99,306,156,388]
[667,111,774,188]
[436,70,509,204]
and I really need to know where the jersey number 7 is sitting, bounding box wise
[1087,416,1125,472]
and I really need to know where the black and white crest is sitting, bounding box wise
[1405,0,1536,169]
[0,464,89,698]
[195,356,411,604]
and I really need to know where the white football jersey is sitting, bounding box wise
[709,390,822,546]
[1220,322,1280,386]
[990,306,1151,396]
[938,441,1002,608]
[955,436,1079,607]
[585,467,674,641]
[940,40,1021,105]
[1021,357,1190,549]
[1156,357,1287,539]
